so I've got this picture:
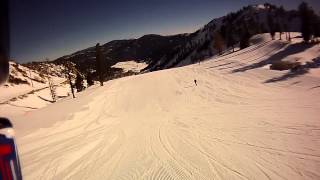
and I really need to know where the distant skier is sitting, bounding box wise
[194,79,197,86]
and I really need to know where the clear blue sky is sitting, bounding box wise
[10,0,320,63]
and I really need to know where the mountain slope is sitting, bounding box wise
[54,34,191,73]
[47,4,302,75]
[0,61,71,117]
[12,34,320,180]
[0,61,66,102]
[147,4,301,71]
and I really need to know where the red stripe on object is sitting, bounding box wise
[0,144,12,156]
[0,158,7,180]
[4,160,12,180]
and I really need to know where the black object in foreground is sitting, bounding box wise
[0,0,9,85]
[0,118,22,180]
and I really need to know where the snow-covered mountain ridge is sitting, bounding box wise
[54,4,304,72]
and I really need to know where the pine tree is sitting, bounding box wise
[227,29,237,52]
[267,11,276,40]
[63,61,75,98]
[312,12,320,39]
[314,17,320,38]
[213,32,224,55]
[275,23,283,40]
[287,15,294,41]
[299,2,313,42]
[276,6,285,40]
[43,58,57,102]
[86,72,94,87]
[239,24,251,49]
[224,19,237,52]
[48,77,56,102]
[75,72,85,92]
[95,43,104,86]
[284,23,289,41]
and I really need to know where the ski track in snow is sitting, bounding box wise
[11,34,320,179]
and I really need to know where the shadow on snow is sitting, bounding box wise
[264,57,320,83]
[231,42,314,73]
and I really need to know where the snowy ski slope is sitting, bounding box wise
[10,33,320,179]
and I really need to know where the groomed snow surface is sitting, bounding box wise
[6,33,320,179]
